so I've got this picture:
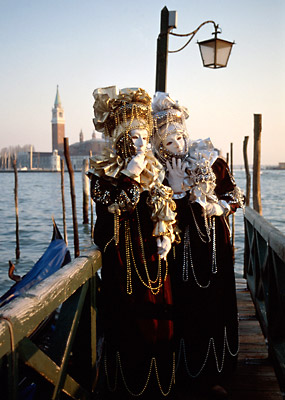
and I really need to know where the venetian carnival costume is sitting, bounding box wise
[152,92,244,396]
[88,87,177,399]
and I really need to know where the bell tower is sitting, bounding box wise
[51,85,65,152]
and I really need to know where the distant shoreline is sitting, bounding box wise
[1,166,285,173]
[0,169,83,173]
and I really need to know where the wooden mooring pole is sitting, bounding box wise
[61,158,68,245]
[243,136,251,206]
[13,159,20,259]
[230,143,235,255]
[89,151,94,239]
[64,138,80,258]
[253,114,262,215]
[82,159,89,224]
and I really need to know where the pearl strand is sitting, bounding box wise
[189,204,211,243]
[104,350,176,397]
[211,217,217,274]
[182,225,211,288]
[177,322,239,378]
[182,217,217,287]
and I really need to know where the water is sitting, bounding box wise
[0,171,94,297]
[231,169,285,277]
[0,169,284,297]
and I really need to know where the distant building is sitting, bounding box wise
[17,150,60,170]
[69,130,105,156]
[50,87,105,169]
[51,150,61,171]
[50,86,105,170]
[0,86,105,171]
[51,85,65,152]
[68,130,105,170]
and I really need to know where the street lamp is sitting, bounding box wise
[155,7,235,92]
[198,24,234,69]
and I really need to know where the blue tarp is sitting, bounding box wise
[0,225,71,307]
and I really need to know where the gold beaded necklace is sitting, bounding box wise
[125,208,168,295]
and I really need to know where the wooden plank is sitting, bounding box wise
[230,390,282,400]
[18,337,89,399]
[0,248,101,358]
[232,278,283,399]
[52,283,89,400]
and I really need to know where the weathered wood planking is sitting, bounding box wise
[0,249,282,399]
[0,248,101,358]
[0,247,101,399]
[174,278,283,400]
[229,278,283,400]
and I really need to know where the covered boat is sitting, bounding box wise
[0,221,71,308]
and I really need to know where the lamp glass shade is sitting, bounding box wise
[198,38,234,68]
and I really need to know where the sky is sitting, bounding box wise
[0,0,284,165]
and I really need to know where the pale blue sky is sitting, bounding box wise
[0,0,284,164]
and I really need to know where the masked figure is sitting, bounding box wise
[152,91,244,399]
[88,87,177,399]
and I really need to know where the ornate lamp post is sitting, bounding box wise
[155,6,235,92]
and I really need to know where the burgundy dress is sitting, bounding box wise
[170,157,241,389]
[91,174,175,399]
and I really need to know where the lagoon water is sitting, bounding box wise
[0,169,284,297]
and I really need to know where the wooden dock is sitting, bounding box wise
[1,244,284,399]
[229,278,283,399]
[174,278,283,400]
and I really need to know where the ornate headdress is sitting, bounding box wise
[152,92,190,165]
[93,86,152,160]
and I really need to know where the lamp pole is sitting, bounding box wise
[155,8,234,92]
[155,6,170,92]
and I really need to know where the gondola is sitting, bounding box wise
[0,220,71,308]
[0,221,71,399]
